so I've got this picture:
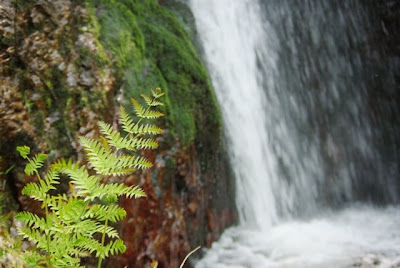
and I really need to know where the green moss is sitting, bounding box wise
[45,97,52,109]
[58,35,74,57]
[90,0,221,145]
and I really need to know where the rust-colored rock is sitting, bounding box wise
[0,1,237,267]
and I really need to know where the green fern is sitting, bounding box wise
[98,121,159,150]
[120,107,163,135]
[21,169,60,202]
[15,89,164,267]
[25,153,48,176]
[79,136,153,176]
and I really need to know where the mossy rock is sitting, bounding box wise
[88,0,222,146]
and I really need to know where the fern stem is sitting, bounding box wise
[44,196,50,254]
[34,168,51,260]
[98,218,109,268]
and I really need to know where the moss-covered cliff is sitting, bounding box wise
[0,0,236,267]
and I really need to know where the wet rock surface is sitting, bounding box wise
[352,253,400,268]
[0,0,237,267]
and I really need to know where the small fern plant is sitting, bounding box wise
[15,88,165,267]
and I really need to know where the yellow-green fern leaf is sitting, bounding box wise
[98,121,123,149]
[120,106,135,133]
[99,121,159,150]
[16,145,30,159]
[98,121,132,150]
[134,124,163,135]
[16,211,48,233]
[151,87,165,98]
[18,227,48,251]
[91,183,146,200]
[84,204,126,223]
[80,137,152,175]
[53,159,100,197]
[120,107,163,135]
[79,137,118,174]
[25,153,48,175]
[140,94,164,107]
[20,169,59,202]
[109,154,152,172]
[92,224,119,239]
[75,236,103,255]
[96,239,126,259]
[131,98,146,117]
[66,219,100,237]
[143,109,164,119]
[132,137,159,149]
[57,198,86,224]
[21,182,46,201]
[22,251,46,268]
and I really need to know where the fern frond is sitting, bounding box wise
[53,159,100,197]
[21,169,59,202]
[151,87,165,98]
[18,227,48,251]
[106,154,152,174]
[57,198,86,224]
[127,123,163,136]
[54,255,83,268]
[140,94,164,107]
[22,251,47,268]
[99,121,159,150]
[76,236,125,260]
[75,236,103,255]
[120,106,163,135]
[122,184,146,199]
[25,153,48,175]
[143,109,164,119]
[16,145,30,159]
[96,239,126,259]
[22,169,61,202]
[21,182,47,201]
[47,194,69,210]
[79,137,107,165]
[79,137,115,174]
[92,224,119,239]
[136,124,163,135]
[131,98,146,117]
[65,219,99,237]
[90,183,146,201]
[120,106,135,133]
[16,211,48,232]
[42,168,60,189]
[98,121,123,149]
[133,137,159,149]
[84,204,126,223]
[80,137,152,176]
[131,96,164,119]
[140,94,152,106]
[15,89,164,266]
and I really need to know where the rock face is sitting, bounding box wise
[0,0,237,267]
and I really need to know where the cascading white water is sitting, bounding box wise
[188,0,279,229]
[189,0,400,267]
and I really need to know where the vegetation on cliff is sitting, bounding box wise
[87,0,221,146]
[0,0,236,266]
[15,90,162,267]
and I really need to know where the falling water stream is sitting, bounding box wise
[189,0,400,267]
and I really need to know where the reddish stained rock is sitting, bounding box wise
[0,1,237,267]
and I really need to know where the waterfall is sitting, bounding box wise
[189,0,400,267]
[189,0,279,229]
